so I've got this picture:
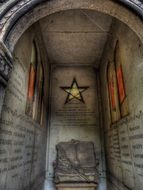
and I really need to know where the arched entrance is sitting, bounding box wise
[0,1,143,190]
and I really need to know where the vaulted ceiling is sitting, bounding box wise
[40,9,113,67]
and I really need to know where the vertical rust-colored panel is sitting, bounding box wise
[114,41,129,117]
[107,62,120,123]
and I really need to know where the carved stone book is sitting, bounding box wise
[54,140,99,184]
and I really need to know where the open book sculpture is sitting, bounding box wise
[54,140,99,184]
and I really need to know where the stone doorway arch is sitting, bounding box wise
[0,0,143,51]
[0,1,143,190]
[0,0,143,88]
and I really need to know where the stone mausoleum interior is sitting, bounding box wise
[0,1,143,190]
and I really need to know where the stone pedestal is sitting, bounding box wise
[56,183,97,190]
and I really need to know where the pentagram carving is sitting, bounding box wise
[60,78,89,104]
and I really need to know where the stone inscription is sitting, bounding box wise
[106,111,143,189]
[0,61,46,190]
[105,129,122,180]
[48,66,101,179]
[52,106,97,128]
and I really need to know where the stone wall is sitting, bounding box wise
[100,19,143,190]
[46,65,106,190]
[0,23,49,190]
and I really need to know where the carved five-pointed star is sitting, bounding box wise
[61,78,89,104]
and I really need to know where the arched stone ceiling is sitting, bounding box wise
[0,0,143,54]
[39,9,112,67]
[0,0,143,50]
[0,0,142,85]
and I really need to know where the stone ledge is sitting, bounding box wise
[56,183,97,190]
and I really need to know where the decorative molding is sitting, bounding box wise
[0,0,45,42]
[0,0,32,31]
[0,0,9,3]
[0,0,142,68]
[118,0,143,19]
[0,0,143,43]
[0,41,13,84]
[0,0,143,33]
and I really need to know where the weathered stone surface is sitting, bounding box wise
[0,23,48,190]
[54,140,99,184]
[56,183,97,190]
[46,65,105,190]
[40,10,112,68]
[100,17,143,190]
[0,1,143,190]
[0,0,142,53]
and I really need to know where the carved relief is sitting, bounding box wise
[54,140,99,184]
[0,0,35,32]
[0,53,11,79]
[0,43,12,83]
